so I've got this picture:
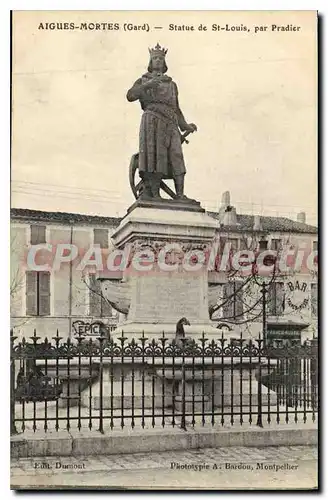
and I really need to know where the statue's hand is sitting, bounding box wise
[185,123,197,133]
[143,76,162,90]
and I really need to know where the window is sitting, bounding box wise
[219,237,227,254]
[240,238,249,251]
[26,271,50,316]
[228,238,239,252]
[268,282,285,316]
[271,239,281,251]
[240,237,257,251]
[30,225,46,245]
[89,274,112,317]
[94,229,109,249]
[313,241,318,252]
[222,281,243,320]
[311,283,317,317]
[220,237,238,253]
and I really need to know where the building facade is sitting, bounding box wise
[208,192,318,343]
[11,209,121,339]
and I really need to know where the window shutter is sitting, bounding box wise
[26,271,38,316]
[219,237,227,254]
[30,225,46,245]
[275,282,285,315]
[94,229,109,248]
[30,226,38,245]
[223,282,234,319]
[89,274,101,316]
[240,238,249,251]
[271,239,281,251]
[228,239,239,252]
[235,282,244,318]
[267,283,276,315]
[267,282,284,315]
[38,272,50,316]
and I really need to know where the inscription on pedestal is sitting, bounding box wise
[129,272,208,323]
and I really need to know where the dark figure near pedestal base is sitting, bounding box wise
[175,317,194,348]
[127,43,197,202]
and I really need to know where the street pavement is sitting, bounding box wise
[11,445,318,490]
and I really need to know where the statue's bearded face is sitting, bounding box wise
[151,54,165,72]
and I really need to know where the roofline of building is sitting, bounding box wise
[10,207,317,234]
[10,208,122,227]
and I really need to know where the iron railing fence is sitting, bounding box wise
[10,330,318,435]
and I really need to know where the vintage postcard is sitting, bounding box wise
[10,10,318,490]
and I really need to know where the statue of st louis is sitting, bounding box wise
[127,44,197,201]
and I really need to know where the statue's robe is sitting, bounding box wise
[127,73,186,180]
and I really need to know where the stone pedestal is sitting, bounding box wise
[157,358,277,413]
[169,370,217,414]
[82,360,174,410]
[213,363,277,408]
[83,358,277,415]
[101,205,220,339]
[38,361,99,408]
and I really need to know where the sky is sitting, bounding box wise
[11,10,317,224]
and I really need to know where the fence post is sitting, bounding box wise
[256,337,263,428]
[180,334,186,431]
[261,282,267,348]
[10,358,17,435]
[256,282,268,428]
[98,333,105,434]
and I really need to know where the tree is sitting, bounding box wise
[11,233,30,329]
[208,228,305,334]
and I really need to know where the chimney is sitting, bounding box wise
[297,211,306,224]
[253,215,262,231]
[219,190,231,223]
[218,190,239,226]
[221,191,231,206]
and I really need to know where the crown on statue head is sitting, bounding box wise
[148,43,168,58]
